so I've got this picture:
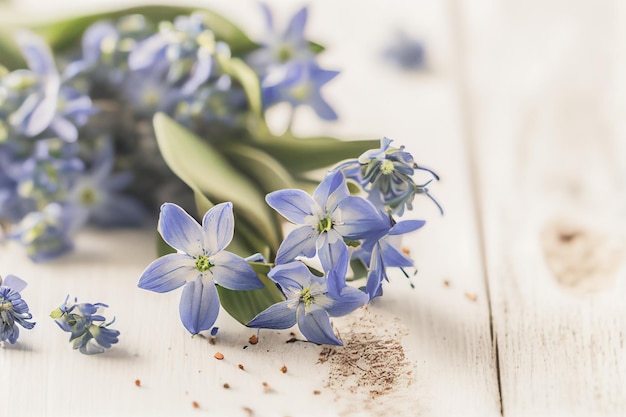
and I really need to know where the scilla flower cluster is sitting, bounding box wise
[0,4,349,262]
[139,137,439,345]
[0,4,440,348]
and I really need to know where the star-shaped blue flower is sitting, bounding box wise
[267,170,387,272]
[247,249,368,346]
[138,202,264,335]
[261,60,339,121]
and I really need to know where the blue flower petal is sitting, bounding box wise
[275,225,318,265]
[180,49,212,95]
[247,300,296,329]
[259,3,274,31]
[317,232,348,277]
[284,7,308,41]
[365,245,385,299]
[378,239,414,267]
[268,261,313,293]
[158,203,204,256]
[49,117,78,142]
[334,196,389,239]
[389,219,426,235]
[138,253,196,293]
[92,326,120,349]
[324,286,368,317]
[265,189,316,224]
[201,202,234,255]
[211,251,263,290]
[2,274,27,293]
[313,170,345,210]
[128,34,168,71]
[297,305,342,345]
[81,21,117,64]
[179,277,220,335]
[15,30,57,76]
[308,94,338,121]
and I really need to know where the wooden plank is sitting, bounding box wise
[456,0,626,415]
[1,0,501,415]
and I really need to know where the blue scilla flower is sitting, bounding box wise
[266,170,388,272]
[247,249,368,346]
[355,220,425,299]
[63,14,155,87]
[0,274,35,344]
[8,202,77,262]
[128,13,227,96]
[246,4,314,74]
[261,60,339,121]
[15,139,83,207]
[51,296,120,355]
[2,31,95,143]
[6,30,60,139]
[340,137,441,216]
[68,142,146,228]
[138,202,264,335]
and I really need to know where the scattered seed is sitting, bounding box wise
[208,337,216,345]
[134,379,141,387]
[238,364,245,370]
[262,382,272,393]
[192,401,200,409]
[280,365,287,373]
[249,335,258,345]
[313,390,321,395]
[402,247,410,255]
[243,406,254,417]
[214,352,224,360]
[223,383,230,389]
[443,280,450,287]
[465,292,477,302]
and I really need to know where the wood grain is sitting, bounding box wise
[457,0,626,415]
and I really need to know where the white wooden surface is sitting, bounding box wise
[1,0,626,416]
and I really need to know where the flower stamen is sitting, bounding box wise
[317,216,333,233]
[195,255,213,272]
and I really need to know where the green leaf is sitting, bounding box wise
[218,56,262,116]
[153,113,281,252]
[216,262,284,325]
[220,143,295,193]
[253,133,380,173]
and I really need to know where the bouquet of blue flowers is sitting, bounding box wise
[0,3,440,349]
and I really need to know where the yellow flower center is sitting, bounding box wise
[300,287,314,308]
[380,160,395,175]
[317,216,332,233]
[195,255,213,272]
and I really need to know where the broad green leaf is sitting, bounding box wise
[217,262,284,325]
[220,143,294,193]
[218,56,262,116]
[253,133,380,173]
[153,112,281,252]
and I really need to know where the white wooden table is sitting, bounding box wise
[2,0,626,416]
